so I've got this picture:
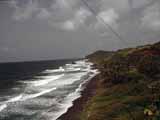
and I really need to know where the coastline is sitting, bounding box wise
[57,74,100,120]
[58,41,160,120]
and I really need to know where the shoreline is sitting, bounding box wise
[57,74,100,120]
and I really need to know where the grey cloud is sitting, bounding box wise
[1,0,160,62]
[9,0,121,31]
[141,2,160,31]
[8,0,160,36]
[10,0,39,21]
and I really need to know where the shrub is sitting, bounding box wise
[102,54,130,84]
[137,55,160,77]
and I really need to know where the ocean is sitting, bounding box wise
[0,59,98,120]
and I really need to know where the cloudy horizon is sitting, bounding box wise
[0,0,160,62]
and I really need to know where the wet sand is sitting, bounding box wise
[58,75,100,120]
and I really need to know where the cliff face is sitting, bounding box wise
[81,41,160,120]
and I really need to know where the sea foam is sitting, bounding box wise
[0,59,98,120]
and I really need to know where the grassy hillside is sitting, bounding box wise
[86,50,114,66]
[81,41,160,120]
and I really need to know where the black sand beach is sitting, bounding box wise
[58,75,100,120]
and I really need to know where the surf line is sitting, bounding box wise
[0,87,57,112]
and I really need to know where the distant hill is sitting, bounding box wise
[86,50,114,65]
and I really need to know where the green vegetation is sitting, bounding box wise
[82,41,160,120]
[86,50,114,66]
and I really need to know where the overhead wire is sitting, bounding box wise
[80,0,127,45]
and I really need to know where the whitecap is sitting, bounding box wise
[22,74,64,87]
[0,104,7,112]
[2,87,56,104]
[32,74,64,87]
[51,69,98,120]
[7,94,23,103]
[48,73,87,87]
[21,87,57,101]
[43,67,65,73]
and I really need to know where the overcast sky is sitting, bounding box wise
[0,0,160,62]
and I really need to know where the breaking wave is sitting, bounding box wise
[0,59,99,120]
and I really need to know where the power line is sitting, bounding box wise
[80,0,127,45]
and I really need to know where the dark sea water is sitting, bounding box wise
[0,59,98,120]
